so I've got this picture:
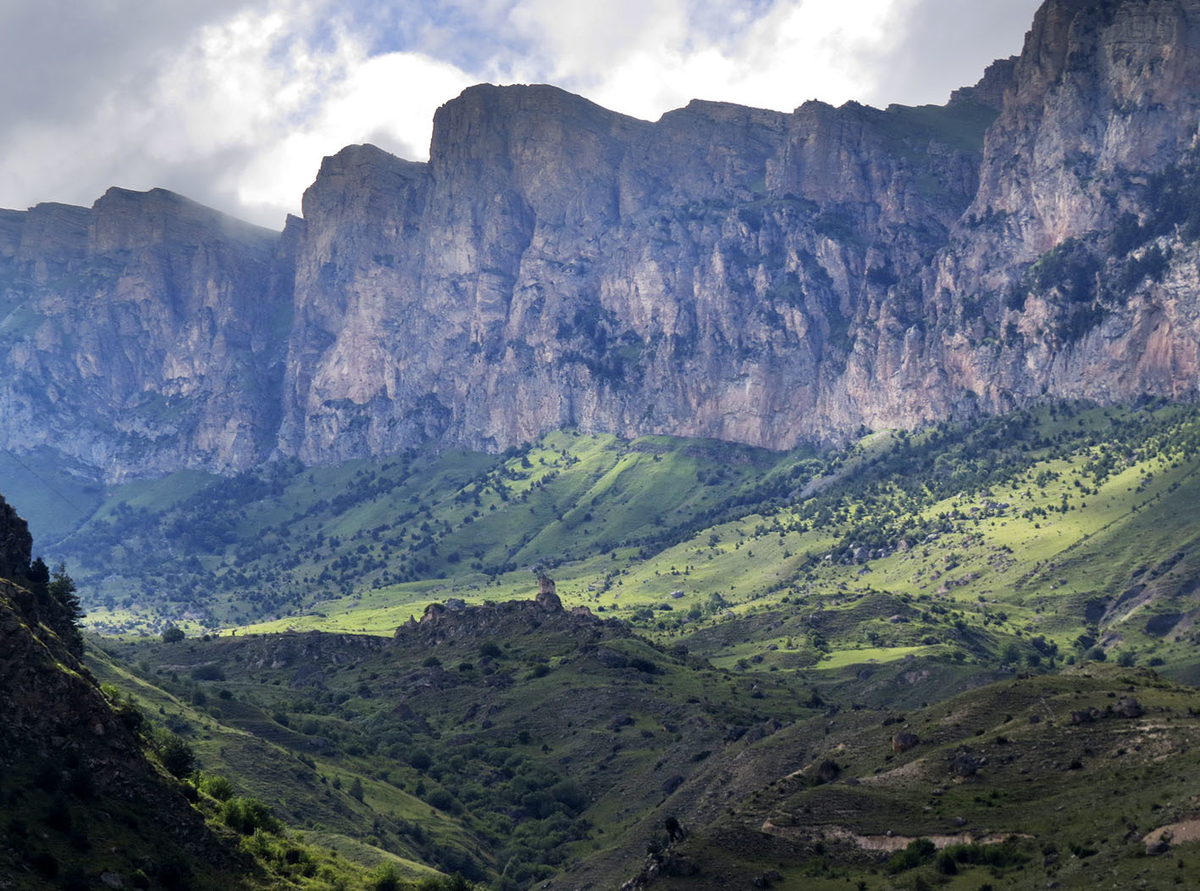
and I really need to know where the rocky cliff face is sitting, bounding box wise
[2,0,1199,478]
[279,83,992,461]
[0,189,293,481]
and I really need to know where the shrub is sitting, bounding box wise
[200,774,234,801]
[885,838,936,874]
[160,735,196,779]
[373,864,403,891]
[220,797,281,835]
[410,749,432,772]
[161,627,185,643]
[191,664,225,681]
[426,788,459,813]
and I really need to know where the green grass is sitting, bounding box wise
[52,397,1200,888]
[8,400,1200,692]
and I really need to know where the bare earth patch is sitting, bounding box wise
[1143,817,1200,850]
[761,821,1018,852]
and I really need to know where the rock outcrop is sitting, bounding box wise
[396,594,614,645]
[0,492,32,581]
[3,0,1200,479]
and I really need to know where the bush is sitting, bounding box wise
[200,774,234,801]
[885,838,936,874]
[939,841,1030,872]
[161,627,185,643]
[160,735,196,779]
[373,864,403,891]
[427,788,459,813]
[220,797,281,835]
[418,876,474,891]
[410,749,432,772]
[191,664,225,682]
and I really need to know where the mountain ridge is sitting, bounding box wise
[2,0,1200,480]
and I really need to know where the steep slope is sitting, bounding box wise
[602,664,1200,891]
[278,84,992,462]
[925,0,1200,411]
[0,494,252,890]
[0,189,295,482]
[259,0,1200,463]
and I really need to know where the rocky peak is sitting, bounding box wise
[90,186,277,257]
[969,0,1200,245]
[0,208,24,258]
[300,143,427,225]
[949,57,1018,111]
[15,201,90,272]
[428,83,645,231]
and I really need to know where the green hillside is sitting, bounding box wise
[9,400,1194,683]
[7,398,1200,887]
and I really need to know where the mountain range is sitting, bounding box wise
[3,0,1200,483]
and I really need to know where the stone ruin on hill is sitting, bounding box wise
[395,574,606,639]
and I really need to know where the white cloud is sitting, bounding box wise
[0,0,476,227]
[503,0,913,121]
[235,50,475,219]
[0,0,1042,228]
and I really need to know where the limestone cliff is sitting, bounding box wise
[279,84,991,461]
[2,0,1200,478]
[0,189,293,481]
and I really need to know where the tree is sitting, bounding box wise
[161,627,185,643]
[160,735,196,779]
[27,556,49,597]
[49,563,83,621]
[349,776,365,801]
[40,561,83,657]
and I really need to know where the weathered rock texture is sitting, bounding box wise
[0,190,294,480]
[3,0,1200,478]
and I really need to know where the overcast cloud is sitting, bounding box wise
[0,0,1042,228]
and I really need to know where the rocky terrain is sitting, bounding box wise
[3,0,1200,481]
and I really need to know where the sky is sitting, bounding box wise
[0,0,1043,229]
